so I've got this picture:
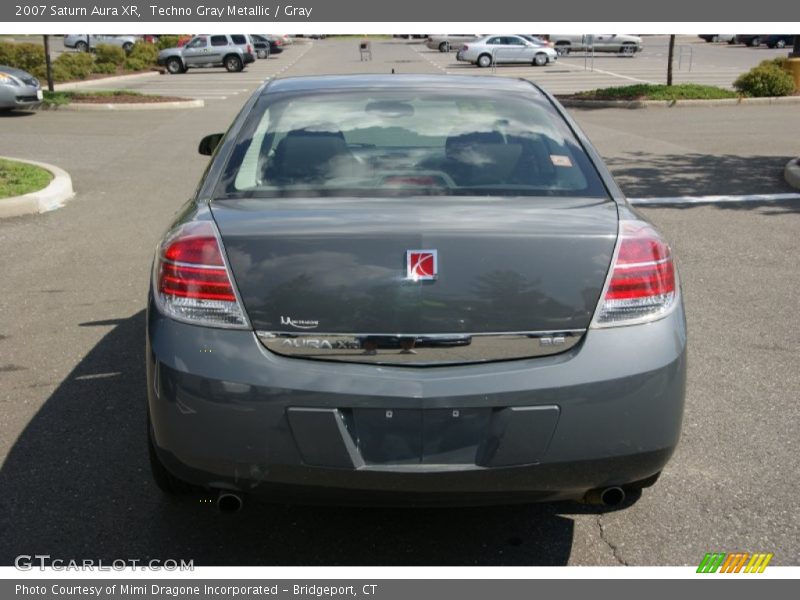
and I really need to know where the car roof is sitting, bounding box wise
[264,74,544,96]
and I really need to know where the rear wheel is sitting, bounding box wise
[776,39,787,49]
[555,42,570,55]
[224,54,243,72]
[709,35,719,43]
[621,43,637,55]
[122,41,134,53]
[439,41,449,52]
[477,53,492,68]
[749,37,761,47]
[257,48,269,59]
[75,41,88,52]
[165,57,184,74]
[533,53,548,66]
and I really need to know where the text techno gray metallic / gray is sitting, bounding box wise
[146,75,686,509]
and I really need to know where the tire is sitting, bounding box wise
[621,43,637,55]
[122,42,133,53]
[75,41,88,52]
[555,43,570,56]
[438,41,449,52]
[710,35,719,43]
[533,53,548,67]
[147,413,195,495]
[776,40,786,49]
[165,57,184,74]
[749,37,761,47]
[477,53,492,68]
[224,54,243,73]
[257,49,268,59]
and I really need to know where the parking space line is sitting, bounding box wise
[629,193,800,205]
[558,61,657,84]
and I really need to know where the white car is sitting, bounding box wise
[549,34,642,55]
[63,34,139,53]
[458,35,557,68]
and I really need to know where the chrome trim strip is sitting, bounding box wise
[256,330,585,366]
[257,329,586,339]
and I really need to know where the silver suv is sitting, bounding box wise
[157,34,255,74]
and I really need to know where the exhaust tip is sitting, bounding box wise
[599,486,626,506]
[217,491,243,513]
[583,486,627,506]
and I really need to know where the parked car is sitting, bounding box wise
[549,34,642,55]
[261,35,285,55]
[459,35,558,67]
[63,34,139,53]
[0,66,42,111]
[766,35,794,49]
[157,34,255,74]
[698,34,736,44]
[146,74,686,510]
[250,34,271,59]
[426,34,480,52]
[734,35,768,47]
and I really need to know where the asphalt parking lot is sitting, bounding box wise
[416,34,791,93]
[1,37,799,567]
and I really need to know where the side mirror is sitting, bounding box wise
[198,133,224,156]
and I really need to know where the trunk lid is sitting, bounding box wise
[211,197,618,364]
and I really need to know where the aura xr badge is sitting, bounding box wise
[406,250,438,281]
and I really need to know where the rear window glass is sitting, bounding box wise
[231,35,247,45]
[218,89,608,199]
[210,35,228,46]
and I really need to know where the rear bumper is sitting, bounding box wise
[146,296,687,502]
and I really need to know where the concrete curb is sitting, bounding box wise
[54,70,161,91]
[0,156,75,219]
[785,158,800,190]
[559,96,800,109]
[39,98,204,111]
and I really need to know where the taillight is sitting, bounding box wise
[154,221,248,328]
[247,44,252,54]
[592,220,678,327]
[462,44,469,51]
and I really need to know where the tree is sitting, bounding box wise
[42,35,54,92]
[666,35,675,86]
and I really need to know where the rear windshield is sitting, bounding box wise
[217,88,608,198]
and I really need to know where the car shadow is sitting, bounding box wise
[0,310,636,566]
[0,110,38,118]
[605,151,800,213]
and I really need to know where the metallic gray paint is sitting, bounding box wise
[146,75,686,503]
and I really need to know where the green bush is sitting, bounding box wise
[94,43,126,66]
[734,63,796,97]
[51,52,94,81]
[0,42,45,73]
[128,41,158,64]
[92,62,118,74]
[156,35,181,50]
[123,57,149,72]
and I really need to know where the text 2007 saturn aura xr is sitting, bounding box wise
[146,75,686,511]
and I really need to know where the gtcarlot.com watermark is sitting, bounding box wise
[14,554,194,571]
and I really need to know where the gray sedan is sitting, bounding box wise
[458,35,558,67]
[0,66,42,111]
[146,75,686,512]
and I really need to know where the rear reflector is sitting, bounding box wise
[593,220,677,326]
[154,221,248,328]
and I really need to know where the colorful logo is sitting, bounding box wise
[406,250,438,281]
[697,552,774,573]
